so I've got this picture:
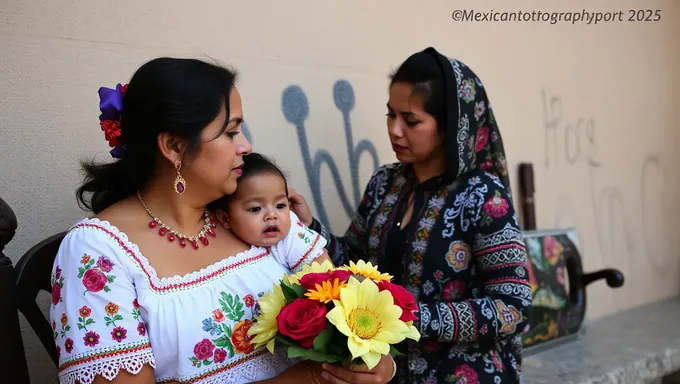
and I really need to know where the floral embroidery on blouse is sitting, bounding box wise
[52,266,64,306]
[191,292,258,368]
[78,254,116,294]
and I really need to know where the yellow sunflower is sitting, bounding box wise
[290,259,336,284]
[343,260,392,282]
[247,283,286,353]
[326,277,416,369]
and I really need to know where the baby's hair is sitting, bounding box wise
[208,152,288,210]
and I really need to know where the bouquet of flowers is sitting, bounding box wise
[247,260,421,369]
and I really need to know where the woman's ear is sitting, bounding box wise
[157,132,187,166]
[215,209,231,229]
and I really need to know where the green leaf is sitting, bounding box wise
[213,334,231,348]
[291,283,306,298]
[281,283,302,304]
[77,324,85,330]
[107,275,116,283]
[287,346,343,363]
[226,342,235,358]
[103,286,111,293]
[85,318,95,325]
[274,335,296,347]
[221,293,245,321]
[203,360,212,365]
[313,328,334,352]
[389,345,405,356]
[77,268,85,278]
[224,325,233,338]
[114,314,123,321]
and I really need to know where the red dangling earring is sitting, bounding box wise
[174,161,186,194]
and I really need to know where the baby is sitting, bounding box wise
[211,152,331,271]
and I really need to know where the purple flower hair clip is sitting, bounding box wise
[98,83,128,158]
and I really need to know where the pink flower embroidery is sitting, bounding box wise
[137,322,147,336]
[96,256,115,273]
[193,339,215,361]
[51,282,61,306]
[213,348,227,364]
[442,281,466,301]
[479,161,493,171]
[64,338,74,353]
[111,326,127,342]
[453,364,479,383]
[483,192,509,218]
[51,266,65,306]
[78,255,116,294]
[475,127,489,152]
[82,269,107,292]
[83,331,100,347]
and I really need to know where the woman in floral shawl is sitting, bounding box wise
[290,47,532,383]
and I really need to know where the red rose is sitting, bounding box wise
[331,269,352,282]
[299,272,331,290]
[51,283,61,305]
[377,281,418,322]
[82,269,107,292]
[193,339,215,361]
[300,270,352,290]
[276,298,327,348]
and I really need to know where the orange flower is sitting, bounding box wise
[60,314,68,327]
[81,255,91,265]
[105,302,119,316]
[79,306,91,318]
[231,320,255,355]
[305,278,346,304]
[212,309,225,323]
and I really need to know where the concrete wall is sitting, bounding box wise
[1,0,679,382]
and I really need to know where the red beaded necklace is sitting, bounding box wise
[137,192,217,249]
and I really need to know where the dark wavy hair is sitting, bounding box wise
[389,51,448,132]
[76,57,239,214]
[207,152,288,211]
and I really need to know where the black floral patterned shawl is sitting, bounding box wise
[311,47,531,383]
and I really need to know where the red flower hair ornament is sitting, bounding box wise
[98,83,128,158]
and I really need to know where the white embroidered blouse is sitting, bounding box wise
[49,211,326,384]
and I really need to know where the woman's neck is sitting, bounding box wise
[411,153,447,183]
[138,175,207,233]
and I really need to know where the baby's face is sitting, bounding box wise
[220,173,291,247]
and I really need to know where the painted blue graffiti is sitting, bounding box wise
[280,80,380,232]
[241,120,253,144]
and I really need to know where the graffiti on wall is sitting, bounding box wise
[243,80,381,233]
[281,80,380,232]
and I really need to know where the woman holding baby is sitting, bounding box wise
[49,58,394,384]
[51,47,530,384]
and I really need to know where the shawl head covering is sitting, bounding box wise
[408,47,511,194]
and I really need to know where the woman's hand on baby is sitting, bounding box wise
[287,187,313,227]
[319,354,395,384]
